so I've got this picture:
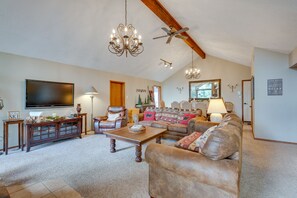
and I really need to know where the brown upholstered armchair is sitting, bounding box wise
[93,106,127,134]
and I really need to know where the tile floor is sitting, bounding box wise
[7,178,82,198]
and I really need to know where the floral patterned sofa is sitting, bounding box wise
[139,107,206,140]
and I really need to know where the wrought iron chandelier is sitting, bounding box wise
[108,0,144,57]
[185,49,200,79]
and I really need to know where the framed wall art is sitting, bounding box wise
[8,111,20,120]
[267,79,283,96]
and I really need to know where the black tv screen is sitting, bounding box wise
[26,79,74,108]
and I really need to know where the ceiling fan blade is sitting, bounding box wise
[161,27,170,34]
[174,27,189,35]
[175,35,188,40]
[153,35,169,39]
[166,35,173,44]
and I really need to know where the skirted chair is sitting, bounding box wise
[180,100,192,110]
[93,106,128,134]
[171,101,180,109]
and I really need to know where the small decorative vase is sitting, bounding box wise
[133,114,139,125]
[76,104,82,114]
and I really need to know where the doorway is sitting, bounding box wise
[110,81,125,106]
[242,80,252,124]
[153,86,161,107]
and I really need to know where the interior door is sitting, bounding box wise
[242,80,251,123]
[110,81,125,106]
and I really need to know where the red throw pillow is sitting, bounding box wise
[144,111,156,121]
[179,113,196,125]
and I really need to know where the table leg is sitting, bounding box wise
[110,139,116,153]
[85,115,87,135]
[5,123,8,155]
[18,123,21,149]
[135,144,142,162]
[26,126,31,152]
[21,123,24,151]
[2,123,5,151]
[156,136,161,144]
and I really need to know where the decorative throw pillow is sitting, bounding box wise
[144,111,156,121]
[178,113,196,125]
[107,112,121,121]
[175,132,202,152]
[195,125,217,151]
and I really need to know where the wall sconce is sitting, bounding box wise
[176,87,183,94]
[228,84,238,92]
[160,59,173,69]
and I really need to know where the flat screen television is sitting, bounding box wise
[26,79,74,108]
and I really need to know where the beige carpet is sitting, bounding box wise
[1,126,297,198]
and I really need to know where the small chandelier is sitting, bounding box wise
[109,0,144,57]
[185,49,201,79]
[160,59,173,69]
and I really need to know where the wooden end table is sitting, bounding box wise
[104,126,166,162]
[77,113,87,134]
[2,119,24,155]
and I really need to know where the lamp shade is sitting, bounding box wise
[207,98,227,114]
[85,86,99,95]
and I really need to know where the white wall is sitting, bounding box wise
[253,48,297,143]
[0,52,160,149]
[289,47,297,67]
[162,55,251,117]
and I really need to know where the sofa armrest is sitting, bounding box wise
[115,116,127,128]
[145,143,239,195]
[94,116,108,122]
[188,119,218,133]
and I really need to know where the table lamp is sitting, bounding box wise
[85,86,99,130]
[207,98,227,122]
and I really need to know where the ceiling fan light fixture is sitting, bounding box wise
[108,0,144,57]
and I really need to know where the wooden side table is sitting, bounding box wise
[77,113,87,134]
[2,119,24,155]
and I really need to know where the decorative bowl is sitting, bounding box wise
[128,125,146,134]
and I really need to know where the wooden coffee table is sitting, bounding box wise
[104,126,166,162]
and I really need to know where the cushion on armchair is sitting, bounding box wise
[107,112,121,121]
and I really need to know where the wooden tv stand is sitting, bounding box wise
[25,117,82,152]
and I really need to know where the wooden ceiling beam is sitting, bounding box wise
[141,0,206,59]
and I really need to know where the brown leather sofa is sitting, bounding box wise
[93,106,127,134]
[145,114,243,198]
[138,107,205,140]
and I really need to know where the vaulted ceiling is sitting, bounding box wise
[0,0,297,82]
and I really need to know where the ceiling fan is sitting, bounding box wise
[153,26,189,44]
